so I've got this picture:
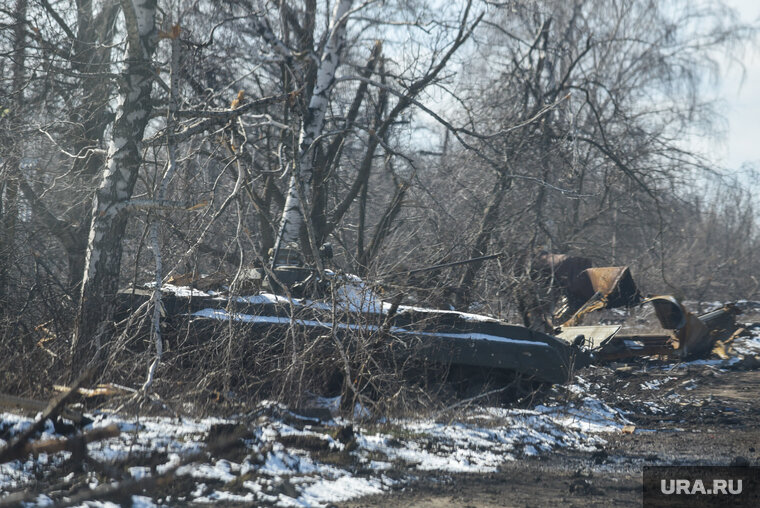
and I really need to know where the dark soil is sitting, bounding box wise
[343,354,760,507]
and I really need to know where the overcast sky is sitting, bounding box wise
[713,0,760,171]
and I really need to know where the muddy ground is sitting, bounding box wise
[4,309,760,506]
[344,352,760,507]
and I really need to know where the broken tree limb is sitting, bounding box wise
[0,491,36,507]
[0,368,93,464]
[47,425,249,508]
[147,93,290,146]
[0,424,120,464]
[50,469,178,508]
[29,424,119,456]
[52,383,133,398]
[0,393,84,423]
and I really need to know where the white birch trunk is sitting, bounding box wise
[71,0,158,371]
[273,0,353,265]
[143,25,181,393]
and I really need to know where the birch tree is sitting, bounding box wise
[0,0,125,305]
[70,0,158,372]
[243,0,482,272]
[271,0,354,267]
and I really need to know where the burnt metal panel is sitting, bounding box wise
[116,286,589,385]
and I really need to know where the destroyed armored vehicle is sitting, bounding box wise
[117,251,743,389]
[118,264,591,385]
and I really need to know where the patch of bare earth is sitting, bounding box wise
[344,349,760,507]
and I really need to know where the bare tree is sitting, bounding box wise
[433,0,754,312]
[272,0,354,267]
[70,0,159,373]
[0,0,757,404]
[0,0,26,303]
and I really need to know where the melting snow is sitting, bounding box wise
[148,283,210,298]
[0,387,629,507]
[731,326,760,356]
[640,377,676,390]
[191,308,550,348]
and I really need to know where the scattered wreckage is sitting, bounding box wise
[116,252,745,387]
[559,297,743,362]
[530,253,745,362]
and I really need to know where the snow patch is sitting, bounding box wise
[1,387,629,506]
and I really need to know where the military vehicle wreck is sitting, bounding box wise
[538,254,745,362]
[560,297,743,362]
[117,250,742,389]
[118,265,590,385]
[528,251,642,328]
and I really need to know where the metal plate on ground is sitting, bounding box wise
[558,325,621,349]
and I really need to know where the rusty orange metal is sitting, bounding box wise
[558,266,641,326]
[582,297,743,361]
[645,296,712,359]
[570,266,641,308]
[646,295,687,330]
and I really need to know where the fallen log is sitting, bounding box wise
[46,425,249,508]
[0,369,93,464]
[0,393,85,423]
[52,383,133,399]
[0,424,120,464]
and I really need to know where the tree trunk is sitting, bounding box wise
[454,172,510,309]
[0,0,27,303]
[64,2,121,292]
[12,1,119,296]
[70,0,158,373]
[0,175,19,304]
[273,0,353,266]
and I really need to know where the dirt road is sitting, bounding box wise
[344,361,760,507]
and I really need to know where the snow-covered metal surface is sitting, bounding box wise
[143,279,585,384]
[191,308,552,348]
[157,278,501,322]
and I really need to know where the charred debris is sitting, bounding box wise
[116,248,745,386]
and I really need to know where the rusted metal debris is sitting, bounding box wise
[532,253,641,327]
[535,252,747,363]
[561,297,744,362]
